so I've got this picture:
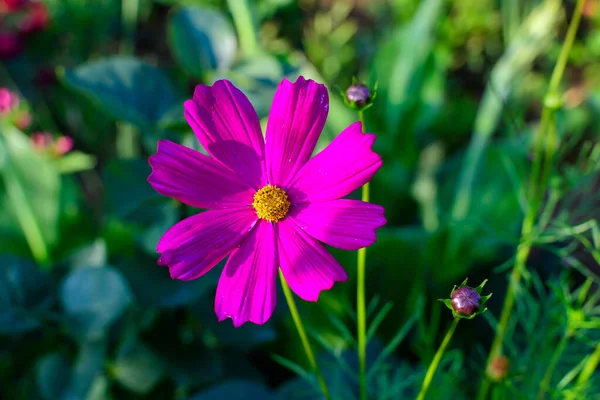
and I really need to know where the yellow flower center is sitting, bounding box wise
[252,185,290,222]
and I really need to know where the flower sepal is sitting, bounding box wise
[439,278,492,320]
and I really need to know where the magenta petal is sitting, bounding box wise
[215,221,278,327]
[278,219,347,302]
[287,122,381,203]
[289,199,386,251]
[184,80,266,189]
[265,77,329,186]
[148,140,254,209]
[158,208,257,281]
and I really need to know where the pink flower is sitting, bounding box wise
[30,132,73,156]
[148,77,386,327]
[0,87,19,114]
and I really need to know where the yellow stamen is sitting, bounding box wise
[252,185,290,222]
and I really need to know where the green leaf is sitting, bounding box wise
[35,353,71,400]
[60,57,179,128]
[52,151,97,175]
[0,255,51,334]
[60,267,132,340]
[110,342,165,394]
[168,6,237,77]
[103,158,159,218]
[186,381,278,400]
[0,126,61,263]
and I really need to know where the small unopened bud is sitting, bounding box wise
[486,355,509,382]
[451,286,481,316]
[14,110,32,130]
[31,132,73,157]
[439,278,491,320]
[346,84,371,107]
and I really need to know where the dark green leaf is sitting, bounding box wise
[110,342,164,394]
[168,6,237,76]
[186,381,278,400]
[36,353,71,400]
[0,255,51,334]
[60,57,179,128]
[60,267,132,340]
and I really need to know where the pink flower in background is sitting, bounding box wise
[31,132,73,156]
[0,88,19,114]
[14,110,31,130]
[149,77,386,327]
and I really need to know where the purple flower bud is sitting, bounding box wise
[346,84,371,108]
[451,286,481,316]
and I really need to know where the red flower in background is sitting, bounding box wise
[0,0,28,12]
[0,0,49,59]
[18,1,49,35]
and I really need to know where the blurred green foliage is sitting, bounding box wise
[1,0,600,399]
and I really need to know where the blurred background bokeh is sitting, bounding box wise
[1,0,600,399]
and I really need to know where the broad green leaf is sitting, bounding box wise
[168,6,237,77]
[186,381,278,400]
[60,57,179,128]
[110,342,164,394]
[0,255,51,334]
[65,341,108,399]
[60,267,132,340]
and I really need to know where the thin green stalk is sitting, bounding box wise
[226,0,259,56]
[118,0,139,158]
[573,342,600,392]
[356,109,368,400]
[537,329,571,400]
[120,0,139,55]
[279,270,330,400]
[416,318,460,400]
[478,1,585,398]
[0,133,50,267]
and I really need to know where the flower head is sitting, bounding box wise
[439,278,491,319]
[149,77,386,327]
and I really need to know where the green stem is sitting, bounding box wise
[279,270,330,400]
[120,0,139,55]
[416,318,460,400]
[0,132,50,267]
[227,0,259,57]
[478,1,585,398]
[537,330,571,400]
[356,109,368,400]
[573,342,600,393]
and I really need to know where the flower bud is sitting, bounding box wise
[346,84,371,108]
[486,355,509,382]
[14,110,31,130]
[439,278,491,320]
[31,132,73,157]
[0,88,19,115]
[451,286,481,316]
